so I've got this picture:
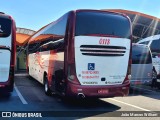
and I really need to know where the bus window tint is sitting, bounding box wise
[139,41,150,45]
[150,39,160,53]
[132,46,152,64]
[28,13,68,54]
[0,17,11,37]
[75,11,131,38]
[43,14,68,36]
[40,39,64,52]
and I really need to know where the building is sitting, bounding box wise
[16,28,35,71]
[104,9,160,42]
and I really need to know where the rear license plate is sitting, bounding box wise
[98,89,108,94]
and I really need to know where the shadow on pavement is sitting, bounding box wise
[14,74,121,119]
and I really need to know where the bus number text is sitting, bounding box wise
[99,38,110,45]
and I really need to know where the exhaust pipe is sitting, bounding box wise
[77,93,85,99]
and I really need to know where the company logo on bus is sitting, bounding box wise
[99,38,110,45]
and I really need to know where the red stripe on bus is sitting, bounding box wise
[47,50,57,84]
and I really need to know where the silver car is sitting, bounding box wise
[131,43,153,86]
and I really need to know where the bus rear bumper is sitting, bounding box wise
[66,82,130,98]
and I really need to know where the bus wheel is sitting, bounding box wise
[156,75,160,89]
[158,84,160,89]
[44,75,52,96]
[151,69,157,88]
[27,67,32,80]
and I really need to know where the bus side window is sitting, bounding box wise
[48,42,58,50]
[57,40,65,52]
[150,39,160,53]
[28,44,35,54]
[40,40,64,52]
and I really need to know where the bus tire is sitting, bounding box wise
[55,69,64,94]
[158,84,160,89]
[156,75,160,89]
[44,75,52,96]
[151,68,157,88]
[27,67,32,80]
[9,83,14,92]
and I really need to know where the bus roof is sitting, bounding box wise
[74,9,130,19]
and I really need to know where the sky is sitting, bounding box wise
[0,0,160,31]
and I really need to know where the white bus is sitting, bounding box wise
[0,12,16,92]
[137,35,160,88]
[27,10,132,98]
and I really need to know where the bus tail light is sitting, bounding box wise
[123,59,131,84]
[123,75,130,84]
[67,64,80,85]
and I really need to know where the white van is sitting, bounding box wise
[137,35,160,88]
[131,43,153,86]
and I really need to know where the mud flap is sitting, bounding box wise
[55,69,65,93]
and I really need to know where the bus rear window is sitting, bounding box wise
[75,11,131,38]
[132,45,152,64]
[0,17,11,37]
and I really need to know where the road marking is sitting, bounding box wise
[108,98,151,111]
[14,84,28,104]
[15,73,29,77]
[131,86,157,93]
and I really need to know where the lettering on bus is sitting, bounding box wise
[105,81,122,84]
[82,71,99,74]
[109,75,125,79]
[99,38,110,45]
[82,82,98,84]
[81,70,99,79]
[82,76,99,79]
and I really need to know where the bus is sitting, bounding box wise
[27,9,132,98]
[0,12,16,92]
[137,35,160,88]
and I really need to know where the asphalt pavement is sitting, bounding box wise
[0,73,160,120]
